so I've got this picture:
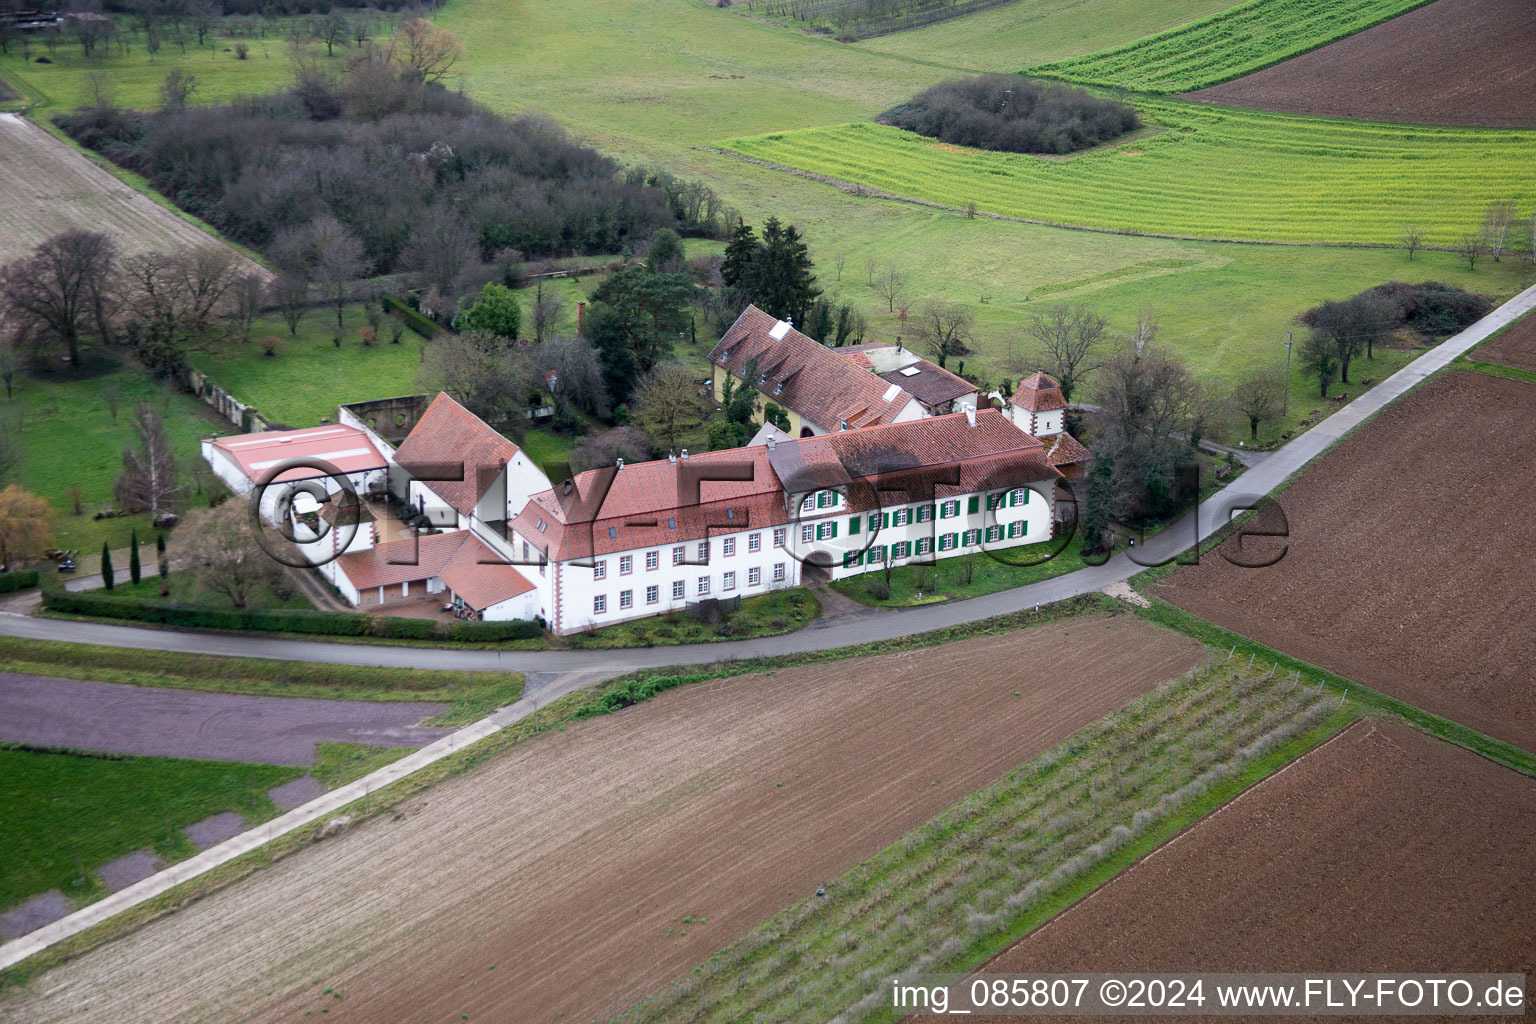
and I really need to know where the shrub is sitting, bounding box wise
[382,296,439,339]
[0,570,40,595]
[446,619,542,642]
[867,579,892,601]
[881,75,1139,156]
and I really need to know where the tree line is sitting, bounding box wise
[59,49,738,301]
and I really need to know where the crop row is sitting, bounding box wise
[1028,0,1436,93]
[724,100,1536,246]
[618,659,1338,1022]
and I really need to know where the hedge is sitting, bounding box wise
[382,295,441,339]
[0,570,40,595]
[41,589,539,643]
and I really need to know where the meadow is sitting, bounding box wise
[1029,0,1436,93]
[724,100,1536,247]
[0,747,298,910]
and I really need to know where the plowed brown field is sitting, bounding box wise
[1183,0,1536,128]
[0,113,265,272]
[1474,311,1536,374]
[1159,371,1536,752]
[1,616,1201,1024]
[917,719,1536,1022]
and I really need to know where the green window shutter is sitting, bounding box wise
[967,496,979,515]
[849,516,860,535]
[869,513,880,531]
[882,512,890,529]
[842,550,854,567]
[830,522,838,538]
[1009,489,1020,507]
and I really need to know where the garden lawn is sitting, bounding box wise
[105,571,314,610]
[518,428,576,483]
[832,539,1090,607]
[7,363,229,554]
[562,587,820,648]
[0,747,298,910]
[189,306,426,428]
[723,101,1536,247]
[1030,0,1436,92]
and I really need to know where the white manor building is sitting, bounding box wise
[509,407,1074,636]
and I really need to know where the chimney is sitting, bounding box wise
[577,300,586,334]
[766,436,776,451]
[669,452,677,464]
[965,407,977,428]
[680,448,689,460]
[616,457,624,470]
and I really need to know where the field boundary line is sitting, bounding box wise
[0,683,570,973]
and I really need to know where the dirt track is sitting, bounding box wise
[1183,0,1536,127]
[919,719,1536,1022]
[0,616,1200,1024]
[0,113,266,272]
[1476,311,1536,374]
[1159,371,1536,753]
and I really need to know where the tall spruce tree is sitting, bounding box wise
[100,542,114,590]
[719,217,821,327]
[129,530,141,585]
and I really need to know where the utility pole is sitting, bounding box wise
[1283,331,1294,415]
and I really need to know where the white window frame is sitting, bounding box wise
[801,524,815,543]
[894,507,909,527]
[723,571,736,591]
[697,576,711,595]
[593,559,607,580]
[672,545,685,566]
[672,580,685,599]
[772,562,786,582]
[748,566,761,586]
[800,495,816,513]
[646,585,659,605]
[723,537,736,556]
[593,594,606,614]
[619,555,632,575]
[773,528,786,548]
[698,541,709,561]
[646,550,659,570]
[749,533,762,552]
[619,589,633,609]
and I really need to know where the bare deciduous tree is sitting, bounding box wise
[1021,303,1109,402]
[0,343,16,400]
[0,230,118,367]
[1229,371,1284,440]
[401,208,478,297]
[114,401,185,518]
[160,67,197,110]
[631,361,704,454]
[1483,202,1516,262]
[874,265,904,313]
[529,280,566,345]
[388,18,464,84]
[229,271,264,343]
[417,330,527,427]
[534,334,609,419]
[1457,228,1489,270]
[185,502,283,609]
[267,273,308,336]
[119,246,240,340]
[911,300,974,369]
[1400,223,1425,261]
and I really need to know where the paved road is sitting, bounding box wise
[0,673,449,764]
[3,282,1532,676]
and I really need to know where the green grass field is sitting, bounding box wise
[6,363,230,553]
[724,101,1536,247]
[0,747,298,910]
[851,0,1238,73]
[1030,0,1435,92]
[833,539,1091,607]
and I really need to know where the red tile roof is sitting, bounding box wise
[209,424,387,485]
[709,306,917,431]
[392,393,522,517]
[1038,430,1091,468]
[1011,372,1068,414]
[509,446,788,562]
[334,530,534,611]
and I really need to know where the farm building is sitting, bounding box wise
[201,423,391,522]
[1002,372,1092,485]
[391,392,552,531]
[331,530,537,621]
[840,340,980,416]
[507,407,1061,635]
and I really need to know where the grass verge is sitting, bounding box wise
[0,636,523,726]
[831,541,1089,607]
